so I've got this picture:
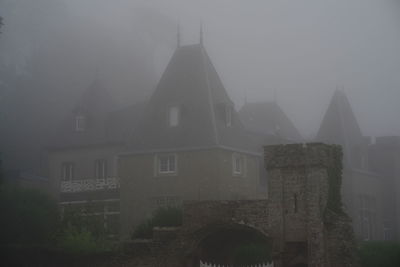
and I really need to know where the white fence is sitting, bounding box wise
[61,177,120,193]
[200,261,274,267]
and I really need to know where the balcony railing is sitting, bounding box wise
[61,177,120,193]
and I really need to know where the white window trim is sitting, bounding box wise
[155,153,178,176]
[232,153,246,176]
[75,115,86,132]
[61,162,74,181]
[95,159,107,179]
[167,105,180,127]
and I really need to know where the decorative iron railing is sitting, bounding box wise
[61,177,120,193]
[200,261,273,267]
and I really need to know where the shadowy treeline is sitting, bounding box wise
[0,0,175,176]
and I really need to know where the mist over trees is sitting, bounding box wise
[0,0,175,174]
[0,0,399,175]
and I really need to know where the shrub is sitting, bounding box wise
[57,225,100,253]
[131,206,182,239]
[0,184,59,245]
[132,220,154,239]
[234,243,272,265]
[56,206,114,253]
[152,206,182,227]
[358,241,400,267]
[61,207,106,238]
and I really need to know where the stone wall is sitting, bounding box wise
[130,143,358,267]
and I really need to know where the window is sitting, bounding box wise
[225,105,232,127]
[232,153,244,176]
[157,154,177,174]
[383,221,391,240]
[75,115,86,132]
[61,162,74,181]
[168,106,180,127]
[95,159,107,179]
[359,195,377,240]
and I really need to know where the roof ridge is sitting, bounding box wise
[200,45,219,145]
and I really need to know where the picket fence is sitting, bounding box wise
[200,261,274,267]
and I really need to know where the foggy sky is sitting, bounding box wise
[1,0,400,138]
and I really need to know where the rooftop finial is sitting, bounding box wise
[177,22,181,48]
[200,21,203,45]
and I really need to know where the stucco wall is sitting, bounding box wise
[118,148,261,239]
[343,168,383,240]
[48,145,122,197]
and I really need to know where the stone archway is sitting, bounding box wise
[184,223,273,267]
[155,144,357,267]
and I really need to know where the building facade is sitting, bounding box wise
[45,38,400,242]
[118,43,270,238]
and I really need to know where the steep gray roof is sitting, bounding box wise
[129,44,259,153]
[316,90,364,165]
[239,102,302,142]
[49,79,145,150]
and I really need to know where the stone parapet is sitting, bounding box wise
[264,143,342,169]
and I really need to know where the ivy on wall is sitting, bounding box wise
[324,145,346,222]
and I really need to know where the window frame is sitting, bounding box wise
[75,114,86,132]
[61,162,75,181]
[94,159,108,179]
[168,105,180,127]
[232,153,245,176]
[156,154,177,175]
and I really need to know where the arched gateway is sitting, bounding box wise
[150,144,358,267]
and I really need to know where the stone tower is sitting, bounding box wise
[264,143,358,267]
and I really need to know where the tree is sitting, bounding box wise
[0,185,59,245]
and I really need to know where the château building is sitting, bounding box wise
[45,32,400,241]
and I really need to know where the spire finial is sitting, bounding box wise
[200,21,203,45]
[177,22,181,48]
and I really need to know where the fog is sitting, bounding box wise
[2,1,400,261]
[1,0,400,170]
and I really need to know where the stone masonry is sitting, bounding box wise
[136,143,358,267]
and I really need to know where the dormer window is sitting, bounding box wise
[168,105,180,127]
[225,105,232,127]
[75,115,86,132]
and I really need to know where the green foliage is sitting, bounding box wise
[61,205,106,238]
[234,243,272,265]
[57,225,111,254]
[0,184,59,245]
[56,207,114,253]
[132,206,182,239]
[358,241,400,267]
[132,220,154,239]
[324,145,345,222]
[152,206,183,227]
